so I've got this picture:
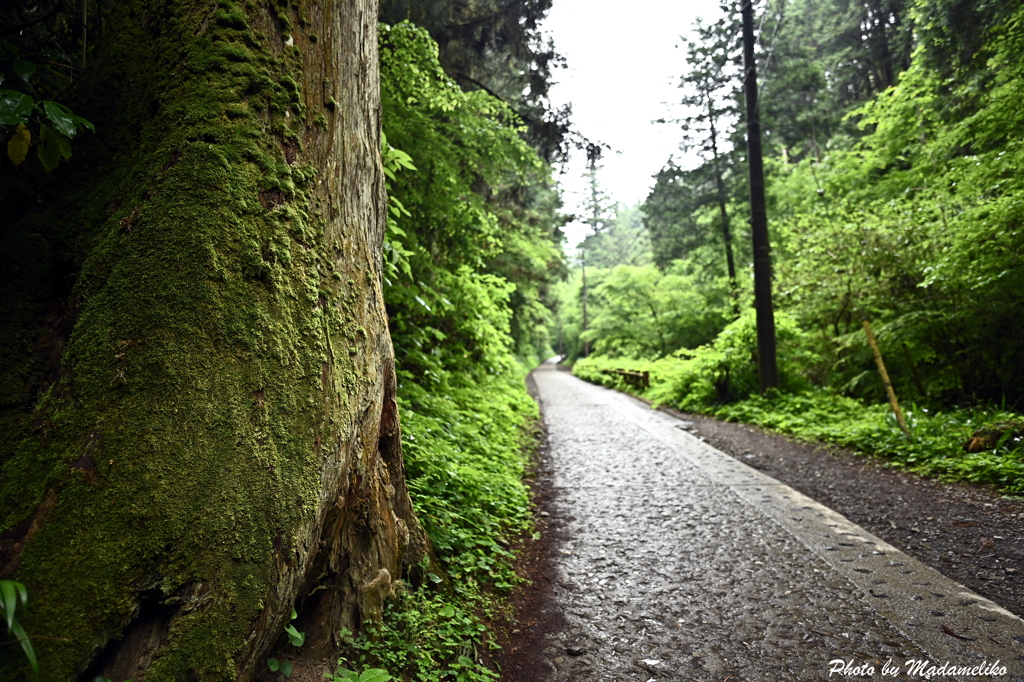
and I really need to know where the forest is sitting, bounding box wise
[0,0,1022,680]
[566,0,1024,496]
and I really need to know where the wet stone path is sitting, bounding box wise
[529,364,1024,681]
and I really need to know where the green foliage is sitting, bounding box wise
[581,263,730,359]
[266,604,304,676]
[359,20,556,682]
[283,624,304,648]
[379,21,563,371]
[337,588,499,682]
[755,0,914,154]
[0,580,38,678]
[399,374,534,594]
[381,132,416,284]
[331,667,392,682]
[334,369,532,682]
[379,0,569,162]
[266,659,293,678]
[1,34,95,170]
[715,397,1024,495]
[635,0,1024,411]
[767,2,1024,404]
[574,310,822,408]
[356,369,534,681]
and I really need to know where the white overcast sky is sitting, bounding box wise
[540,1,727,248]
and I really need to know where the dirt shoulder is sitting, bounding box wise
[487,369,569,682]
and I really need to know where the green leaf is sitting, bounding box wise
[357,669,392,682]
[268,658,280,672]
[73,113,95,132]
[42,101,78,137]
[438,604,455,618]
[390,149,417,170]
[12,619,38,678]
[13,60,36,83]
[57,130,71,161]
[0,90,33,126]
[37,124,61,171]
[290,607,297,620]
[0,580,26,630]
[284,623,305,647]
[279,660,294,677]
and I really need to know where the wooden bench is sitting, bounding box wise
[603,369,650,390]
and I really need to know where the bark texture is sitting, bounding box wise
[0,0,426,679]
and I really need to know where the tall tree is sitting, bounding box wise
[0,1,426,680]
[644,162,715,269]
[741,0,779,391]
[581,204,651,270]
[577,145,613,358]
[677,16,742,314]
[580,145,615,236]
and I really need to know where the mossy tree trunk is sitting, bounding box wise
[0,0,426,680]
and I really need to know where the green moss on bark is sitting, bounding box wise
[0,1,401,679]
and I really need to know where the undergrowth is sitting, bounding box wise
[334,366,537,681]
[713,394,1024,495]
[572,313,1024,496]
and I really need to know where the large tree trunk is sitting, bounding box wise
[0,1,426,680]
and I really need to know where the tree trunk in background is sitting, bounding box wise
[0,1,426,680]
[740,0,778,392]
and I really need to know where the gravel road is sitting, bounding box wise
[524,363,1024,681]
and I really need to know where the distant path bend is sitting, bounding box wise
[529,363,1024,681]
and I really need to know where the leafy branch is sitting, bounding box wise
[1,52,94,170]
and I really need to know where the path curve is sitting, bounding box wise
[529,363,1024,681]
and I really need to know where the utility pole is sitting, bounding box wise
[581,246,589,358]
[580,142,605,360]
[741,0,778,391]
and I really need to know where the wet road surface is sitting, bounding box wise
[530,363,1024,681]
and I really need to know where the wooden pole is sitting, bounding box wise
[740,0,778,391]
[862,318,910,435]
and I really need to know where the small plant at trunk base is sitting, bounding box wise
[267,608,305,677]
[337,586,501,682]
[267,658,294,677]
[1,580,38,679]
[330,667,392,682]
